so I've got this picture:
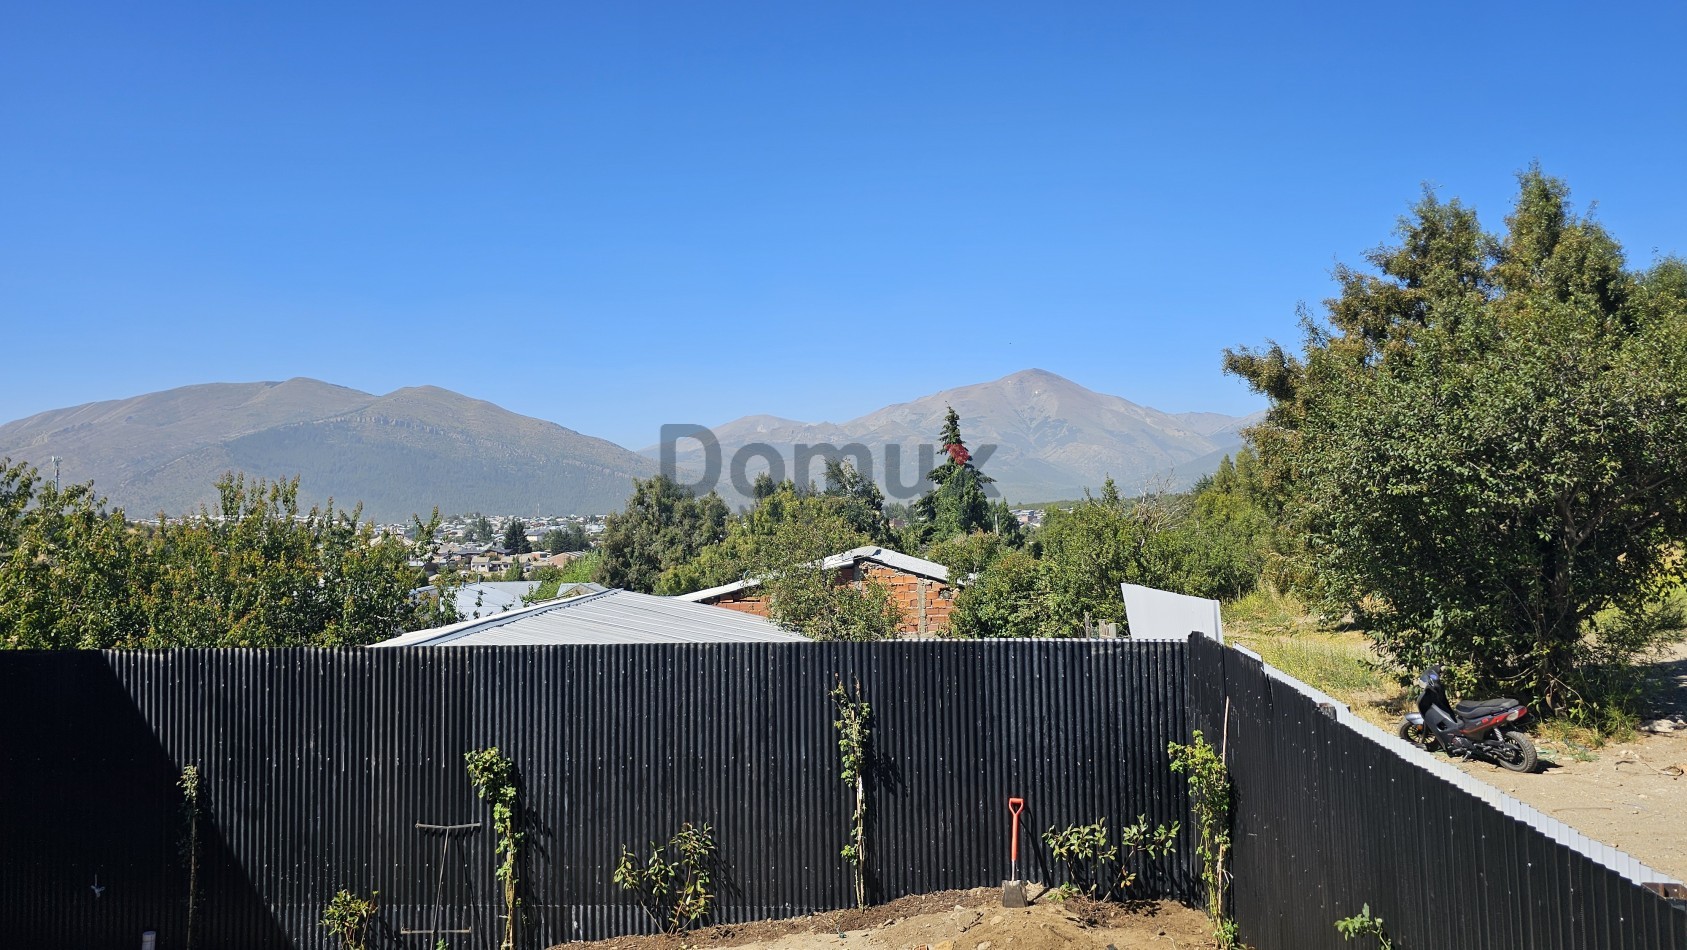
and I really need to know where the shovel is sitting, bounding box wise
[1002,796,1027,907]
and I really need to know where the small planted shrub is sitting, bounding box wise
[1044,819,1113,899]
[179,764,203,950]
[1170,729,1238,948]
[465,747,522,950]
[1042,815,1178,900]
[1335,903,1394,949]
[321,888,379,950]
[613,822,717,935]
[830,676,872,907]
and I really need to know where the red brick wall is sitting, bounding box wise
[700,588,771,617]
[857,563,953,636]
[694,561,953,636]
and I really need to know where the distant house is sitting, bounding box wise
[677,545,957,637]
[375,588,807,647]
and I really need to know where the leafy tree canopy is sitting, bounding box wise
[0,462,444,648]
[647,472,900,640]
[1225,167,1687,708]
[594,475,729,593]
[947,470,1274,639]
[539,523,589,554]
[502,519,532,554]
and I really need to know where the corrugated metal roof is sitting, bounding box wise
[452,580,541,616]
[676,546,951,603]
[677,577,764,602]
[822,545,950,582]
[374,588,808,647]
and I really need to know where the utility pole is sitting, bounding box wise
[49,456,61,492]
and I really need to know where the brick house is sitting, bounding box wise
[676,546,957,636]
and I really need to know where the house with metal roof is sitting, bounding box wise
[676,545,957,636]
[374,588,808,647]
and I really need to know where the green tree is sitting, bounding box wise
[0,466,438,649]
[924,530,1012,580]
[912,407,997,543]
[539,523,588,553]
[0,464,152,649]
[651,479,900,639]
[466,514,494,543]
[1165,451,1277,601]
[655,480,861,595]
[822,459,893,545]
[139,475,431,647]
[945,491,1137,639]
[1225,168,1687,709]
[749,502,899,641]
[523,551,603,604]
[1032,490,1142,633]
[947,482,1240,638]
[410,508,461,630]
[595,475,730,593]
[502,519,532,554]
[947,548,1056,638]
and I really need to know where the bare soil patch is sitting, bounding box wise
[1451,727,1687,879]
[558,887,1211,950]
[1448,642,1687,881]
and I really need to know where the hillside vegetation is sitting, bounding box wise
[0,379,655,521]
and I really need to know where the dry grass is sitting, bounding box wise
[1222,587,1409,729]
[1222,583,1687,749]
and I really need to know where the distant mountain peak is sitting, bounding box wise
[655,369,1258,504]
[0,381,654,520]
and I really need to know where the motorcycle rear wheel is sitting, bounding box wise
[1496,730,1538,773]
[1397,719,1438,752]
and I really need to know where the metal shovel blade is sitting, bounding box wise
[1001,879,1028,907]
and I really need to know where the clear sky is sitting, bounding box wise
[3,1,1683,448]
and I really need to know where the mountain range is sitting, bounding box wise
[0,371,1260,521]
[651,369,1260,506]
[0,379,656,522]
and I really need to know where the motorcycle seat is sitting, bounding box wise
[1455,698,1520,719]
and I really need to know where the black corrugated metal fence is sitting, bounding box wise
[1,641,1193,949]
[1187,634,1687,950]
[10,637,1684,950]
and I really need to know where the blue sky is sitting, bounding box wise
[3,1,1683,448]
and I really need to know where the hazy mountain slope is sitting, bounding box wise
[0,380,655,520]
[652,369,1260,505]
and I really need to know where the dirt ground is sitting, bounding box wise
[560,887,1213,950]
[1453,728,1687,878]
[1447,644,1687,882]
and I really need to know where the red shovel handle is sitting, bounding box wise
[1008,797,1025,863]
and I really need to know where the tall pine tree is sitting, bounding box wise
[912,407,996,542]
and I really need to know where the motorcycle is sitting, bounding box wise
[1397,665,1538,773]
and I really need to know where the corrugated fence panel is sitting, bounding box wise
[0,641,1194,949]
[1187,634,1687,950]
[10,636,1685,949]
